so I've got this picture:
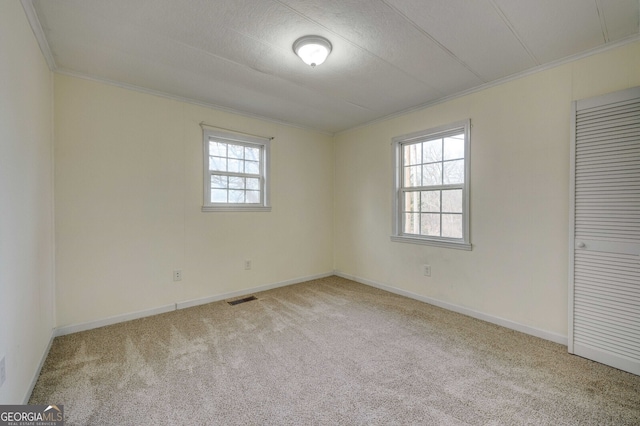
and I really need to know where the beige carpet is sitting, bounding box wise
[30,276,640,425]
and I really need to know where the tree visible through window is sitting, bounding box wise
[392,120,470,250]
[202,129,271,212]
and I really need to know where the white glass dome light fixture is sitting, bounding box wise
[293,35,332,67]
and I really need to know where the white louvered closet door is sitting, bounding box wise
[569,86,640,375]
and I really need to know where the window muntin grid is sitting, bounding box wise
[203,129,270,211]
[208,140,263,205]
[392,120,470,249]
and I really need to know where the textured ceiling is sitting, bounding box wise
[27,0,640,133]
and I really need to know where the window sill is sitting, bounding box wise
[202,206,272,213]
[390,235,472,251]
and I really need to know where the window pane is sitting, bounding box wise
[229,176,244,189]
[204,130,269,210]
[442,214,462,238]
[403,143,421,166]
[211,189,227,203]
[246,190,260,203]
[228,159,243,173]
[229,190,245,203]
[245,161,260,175]
[421,213,440,236]
[395,124,468,245]
[209,141,226,157]
[442,190,462,213]
[422,139,442,163]
[404,192,420,212]
[443,160,464,184]
[245,147,259,161]
[404,165,421,187]
[421,191,440,212]
[246,178,260,190]
[228,144,244,159]
[443,135,464,160]
[209,156,226,172]
[422,163,442,186]
[211,175,228,189]
[404,213,420,235]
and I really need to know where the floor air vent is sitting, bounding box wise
[227,295,257,306]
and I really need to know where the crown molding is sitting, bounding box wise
[21,0,56,71]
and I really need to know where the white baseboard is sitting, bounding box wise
[54,304,176,337]
[54,272,334,337]
[176,272,334,309]
[334,271,568,346]
[23,331,55,404]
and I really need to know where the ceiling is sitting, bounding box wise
[27,0,640,133]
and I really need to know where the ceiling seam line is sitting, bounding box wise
[212,30,375,112]
[156,40,375,114]
[594,0,610,43]
[116,19,378,115]
[488,0,540,65]
[380,0,487,83]
[272,0,446,97]
[152,9,387,115]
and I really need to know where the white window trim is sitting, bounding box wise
[202,129,271,212]
[391,119,471,250]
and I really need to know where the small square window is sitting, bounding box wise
[202,129,271,212]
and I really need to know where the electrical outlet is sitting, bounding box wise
[244,260,252,270]
[173,270,182,281]
[0,355,6,388]
[423,265,431,277]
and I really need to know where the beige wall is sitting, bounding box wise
[54,74,334,327]
[0,1,55,403]
[334,41,640,339]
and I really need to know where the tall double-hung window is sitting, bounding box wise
[202,129,271,212]
[392,120,471,250]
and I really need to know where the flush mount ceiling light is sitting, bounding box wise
[293,35,332,68]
